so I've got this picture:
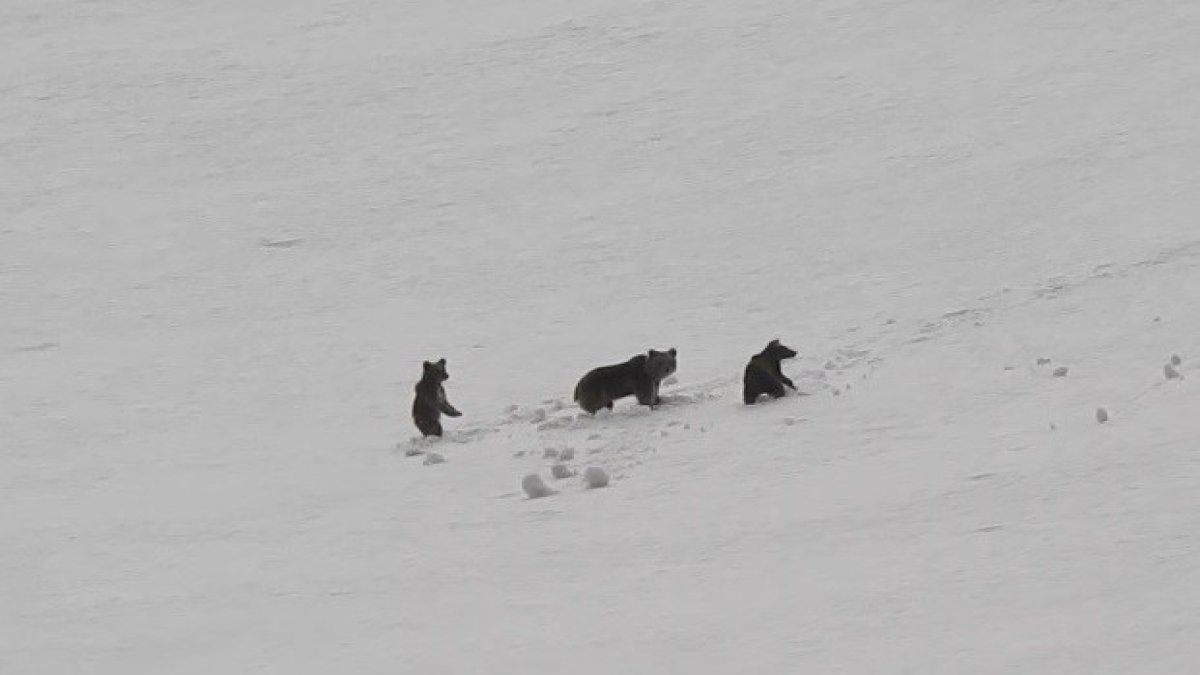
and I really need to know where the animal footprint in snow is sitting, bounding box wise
[1052,366,1069,377]
[402,438,436,456]
[537,416,574,431]
[550,464,575,479]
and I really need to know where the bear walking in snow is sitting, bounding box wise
[742,339,798,405]
[574,348,677,414]
[412,358,462,437]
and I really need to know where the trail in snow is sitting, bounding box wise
[8,0,1200,672]
[401,238,1200,506]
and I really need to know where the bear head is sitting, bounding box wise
[422,358,450,382]
[763,339,798,362]
[645,347,678,379]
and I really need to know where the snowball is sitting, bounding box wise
[583,467,610,489]
[550,464,575,480]
[1095,407,1109,424]
[1171,354,1183,367]
[521,473,556,499]
[1053,366,1069,377]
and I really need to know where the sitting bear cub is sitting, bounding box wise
[574,348,677,414]
[742,339,798,405]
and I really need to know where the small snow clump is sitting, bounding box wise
[521,473,557,499]
[583,467,610,489]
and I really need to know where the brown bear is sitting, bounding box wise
[742,339,798,405]
[574,348,677,414]
[412,358,462,437]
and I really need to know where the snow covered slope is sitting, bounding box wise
[4,0,1200,672]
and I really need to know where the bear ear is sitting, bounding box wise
[668,348,677,356]
[437,358,446,367]
[769,338,780,346]
[423,360,433,369]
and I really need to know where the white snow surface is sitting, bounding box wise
[5,1,1200,672]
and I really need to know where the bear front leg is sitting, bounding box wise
[438,389,462,417]
[634,381,657,408]
[774,364,797,390]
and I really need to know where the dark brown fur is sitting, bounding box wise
[412,358,461,437]
[743,339,798,405]
[574,348,677,414]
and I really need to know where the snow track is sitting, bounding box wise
[407,238,1200,515]
[7,0,1200,672]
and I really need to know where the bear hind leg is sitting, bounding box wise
[766,379,786,399]
[415,416,443,437]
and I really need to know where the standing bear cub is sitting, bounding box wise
[743,339,799,405]
[412,358,462,437]
[574,348,677,414]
